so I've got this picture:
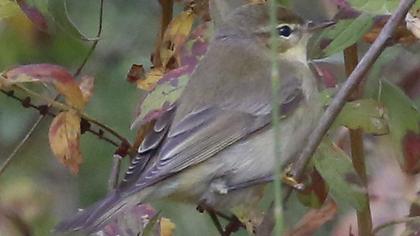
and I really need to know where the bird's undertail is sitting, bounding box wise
[55,192,129,234]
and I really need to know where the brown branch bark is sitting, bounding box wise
[345,44,373,236]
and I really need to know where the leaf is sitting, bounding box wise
[347,0,397,15]
[311,14,374,58]
[3,64,86,110]
[48,110,82,174]
[298,168,329,209]
[98,204,159,236]
[314,140,368,211]
[131,73,190,129]
[78,75,94,103]
[335,99,389,135]
[160,9,196,68]
[47,0,96,41]
[284,200,337,236]
[0,0,20,19]
[401,197,420,236]
[160,218,175,236]
[403,132,420,174]
[131,22,211,129]
[380,81,420,164]
[137,67,165,92]
[15,0,49,31]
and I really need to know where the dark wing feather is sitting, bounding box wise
[119,106,176,189]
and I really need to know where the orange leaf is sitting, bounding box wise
[160,10,196,68]
[3,64,86,110]
[160,217,175,236]
[79,75,95,103]
[48,110,82,174]
[137,67,164,91]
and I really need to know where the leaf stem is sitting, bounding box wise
[344,44,373,236]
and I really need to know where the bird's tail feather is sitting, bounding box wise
[55,192,128,234]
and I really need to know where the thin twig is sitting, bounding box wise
[11,84,130,145]
[372,216,420,234]
[0,116,43,176]
[74,0,104,77]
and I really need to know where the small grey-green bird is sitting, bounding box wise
[56,2,329,234]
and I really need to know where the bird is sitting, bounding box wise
[56,2,330,234]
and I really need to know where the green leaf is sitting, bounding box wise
[141,211,161,236]
[311,14,374,58]
[335,99,389,135]
[380,81,420,159]
[314,140,367,211]
[348,0,395,15]
[131,74,190,129]
[0,0,20,19]
[48,0,96,41]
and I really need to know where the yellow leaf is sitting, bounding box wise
[48,110,82,174]
[160,10,196,68]
[160,217,175,236]
[0,0,20,20]
[137,67,164,91]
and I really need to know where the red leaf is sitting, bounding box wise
[15,0,48,32]
[4,64,86,110]
[403,132,420,175]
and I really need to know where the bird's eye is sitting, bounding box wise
[277,25,293,38]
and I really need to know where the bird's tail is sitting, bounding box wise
[55,191,129,234]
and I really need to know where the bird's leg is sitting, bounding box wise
[223,215,243,236]
[196,202,225,235]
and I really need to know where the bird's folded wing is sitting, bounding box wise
[122,77,304,195]
[124,106,272,194]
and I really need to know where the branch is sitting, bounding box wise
[372,216,420,234]
[288,0,416,186]
[0,115,43,176]
[345,44,373,236]
[74,0,104,77]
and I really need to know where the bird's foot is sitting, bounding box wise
[282,164,305,191]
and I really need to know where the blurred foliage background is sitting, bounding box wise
[0,0,419,235]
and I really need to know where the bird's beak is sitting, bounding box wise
[305,20,336,32]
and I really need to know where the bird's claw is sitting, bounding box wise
[282,164,305,191]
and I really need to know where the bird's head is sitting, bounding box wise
[222,3,334,62]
